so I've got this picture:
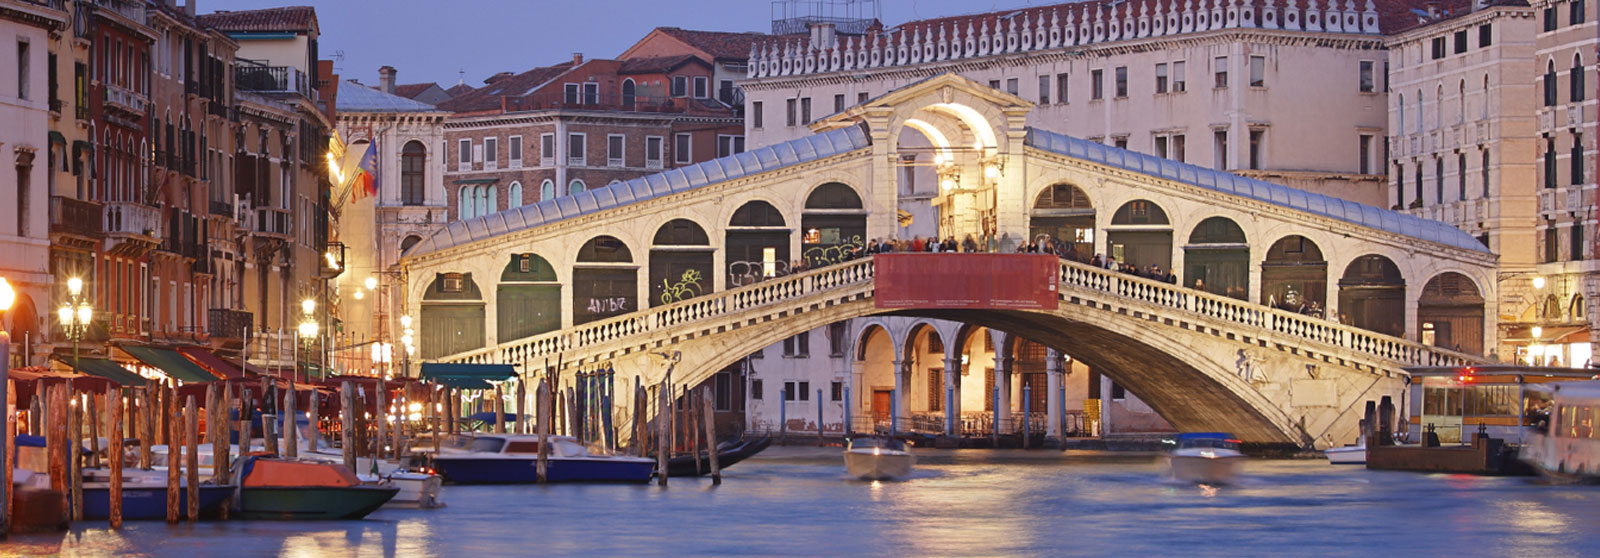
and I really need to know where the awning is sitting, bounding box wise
[48,131,65,146]
[420,363,516,389]
[178,347,248,380]
[452,178,498,185]
[56,357,147,386]
[1504,325,1589,344]
[122,345,223,383]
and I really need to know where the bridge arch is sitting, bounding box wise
[650,219,714,307]
[1260,234,1328,313]
[1338,254,1407,337]
[572,235,637,325]
[497,253,561,341]
[1106,199,1173,272]
[1029,182,1096,256]
[854,321,900,425]
[802,182,867,267]
[1417,271,1486,354]
[1184,216,1249,299]
[419,272,486,359]
[725,199,792,287]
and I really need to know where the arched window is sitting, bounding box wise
[402,140,426,205]
[1457,80,1466,124]
[1435,84,1444,129]
[540,179,555,201]
[400,235,423,254]
[509,181,522,208]
[1415,89,1423,132]
[458,186,472,220]
[1573,53,1586,103]
[622,78,636,106]
[1481,74,1489,119]
[569,179,586,195]
[487,185,497,214]
[804,182,864,209]
[1546,60,1558,107]
[1398,93,1406,132]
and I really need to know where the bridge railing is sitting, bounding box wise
[1055,258,1485,368]
[442,257,877,366]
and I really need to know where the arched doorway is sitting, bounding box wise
[725,200,788,286]
[903,323,946,431]
[572,236,637,325]
[1030,183,1095,257]
[1260,235,1327,313]
[856,325,897,427]
[650,219,713,306]
[1184,216,1248,299]
[1417,272,1485,354]
[497,254,561,341]
[420,272,485,359]
[1106,200,1172,271]
[801,183,866,267]
[1338,255,1406,337]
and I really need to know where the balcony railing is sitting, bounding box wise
[49,196,102,238]
[210,200,235,218]
[502,92,716,114]
[207,308,252,340]
[235,63,314,98]
[252,207,292,238]
[103,83,147,114]
[102,201,161,239]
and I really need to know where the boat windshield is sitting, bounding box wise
[849,437,906,451]
[468,437,506,453]
[1176,437,1240,451]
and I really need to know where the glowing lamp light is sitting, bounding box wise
[364,277,378,291]
[940,178,957,191]
[0,277,14,311]
[298,320,319,339]
[353,290,364,300]
[401,334,413,346]
[67,277,83,297]
[984,164,1000,179]
[301,298,316,315]
[1532,326,1544,339]
[324,251,341,270]
[58,305,73,325]
[76,303,92,325]
[933,154,945,166]
[1533,277,1547,290]
[408,402,422,413]
[400,315,413,329]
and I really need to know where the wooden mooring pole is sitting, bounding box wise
[656,383,668,487]
[536,379,549,484]
[165,386,179,524]
[702,387,721,485]
[69,390,82,521]
[341,382,356,473]
[107,388,122,528]
[185,395,199,522]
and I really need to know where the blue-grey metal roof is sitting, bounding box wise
[335,80,445,113]
[405,125,872,258]
[1024,128,1490,253]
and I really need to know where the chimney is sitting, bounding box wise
[185,0,197,17]
[809,22,838,50]
[379,65,397,94]
[1425,1,1441,18]
[572,52,584,66]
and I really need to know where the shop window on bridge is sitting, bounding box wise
[727,200,789,287]
[650,219,713,307]
[498,253,561,342]
[1417,272,1484,354]
[1029,183,1095,258]
[801,183,866,268]
[1106,200,1172,272]
[573,236,637,325]
[1184,216,1249,300]
[1261,235,1327,314]
[1338,255,1406,337]
[421,272,485,359]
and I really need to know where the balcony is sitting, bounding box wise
[235,62,314,98]
[49,196,102,239]
[251,207,292,239]
[103,83,147,115]
[210,200,235,218]
[102,201,161,256]
[207,308,252,340]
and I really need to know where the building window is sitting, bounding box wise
[1572,55,1586,103]
[1214,56,1228,88]
[540,179,554,200]
[783,332,809,357]
[1545,6,1558,31]
[1434,156,1444,204]
[1214,129,1228,170]
[1545,223,1558,263]
[1458,152,1467,201]
[1091,69,1104,100]
[1414,162,1424,206]
[1006,77,1019,95]
[564,83,579,104]
[989,79,1000,89]
[17,40,29,100]
[1113,136,1128,149]
[1573,0,1586,25]
[674,133,691,164]
[607,134,624,167]
[671,76,687,97]
[1113,67,1127,97]
[1057,73,1070,103]
[1248,55,1265,87]
[509,181,522,208]
[568,133,586,166]
[857,91,869,104]
[402,140,425,205]
[831,381,842,402]
[693,76,708,98]
[1038,74,1051,104]
[1573,132,1585,185]
[508,135,523,168]
[1453,30,1468,54]
[1394,164,1405,208]
[800,97,812,124]
[783,381,796,400]
[569,179,586,195]
[1359,134,1372,174]
[1173,61,1187,92]
[483,137,498,170]
[716,135,745,157]
[1430,37,1445,60]
[833,93,844,113]
[786,98,797,126]
[719,79,735,104]
[1359,61,1375,93]
[752,100,764,129]
[622,78,636,106]
[1479,23,1493,47]
[1573,221,1586,260]
[1545,134,1557,188]
[457,139,471,171]
[1156,63,1168,93]
[1482,148,1491,197]
[1248,130,1263,170]
[828,322,848,356]
[540,133,554,166]
[751,378,763,400]
[645,136,663,169]
[1154,133,1185,162]
[583,82,598,105]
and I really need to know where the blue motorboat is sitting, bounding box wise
[79,468,235,520]
[431,434,655,484]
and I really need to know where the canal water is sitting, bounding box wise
[6,447,1600,557]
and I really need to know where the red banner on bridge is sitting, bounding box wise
[875,254,1059,310]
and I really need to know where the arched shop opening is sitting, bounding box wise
[725,200,789,286]
[1183,216,1249,299]
[1029,183,1095,256]
[801,183,867,267]
[572,236,636,325]
[497,253,561,341]
[1106,200,1172,272]
[650,219,714,306]
[1338,254,1406,337]
[1260,235,1327,313]
[1417,272,1485,354]
[420,272,485,359]
[856,324,897,427]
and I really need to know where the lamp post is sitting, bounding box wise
[297,298,318,383]
[58,277,93,377]
[399,314,416,379]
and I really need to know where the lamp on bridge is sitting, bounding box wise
[1533,276,1547,290]
[58,277,93,378]
[297,298,319,382]
[399,314,416,379]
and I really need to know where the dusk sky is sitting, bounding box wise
[201,0,1046,89]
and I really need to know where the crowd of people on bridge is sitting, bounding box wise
[841,232,1183,285]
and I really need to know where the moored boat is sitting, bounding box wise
[1519,382,1600,483]
[843,436,915,481]
[233,456,399,519]
[1165,432,1245,485]
[1325,434,1366,465]
[79,468,235,521]
[666,435,772,477]
[431,434,656,484]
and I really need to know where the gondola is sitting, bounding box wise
[665,435,772,477]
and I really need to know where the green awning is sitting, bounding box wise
[59,357,147,386]
[122,345,222,384]
[420,363,516,389]
[48,131,65,146]
[452,178,498,185]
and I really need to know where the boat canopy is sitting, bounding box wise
[240,457,361,488]
[1176,432,1235,440]
[420,363,516,389]
[1528,381,1600,405]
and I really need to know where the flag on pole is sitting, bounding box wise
[351,141,378,202]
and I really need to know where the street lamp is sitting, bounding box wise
[399,314,416,379]
[298,297,318,382]
[59,277,93,377]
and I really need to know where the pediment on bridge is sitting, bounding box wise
[809,72,1034,134]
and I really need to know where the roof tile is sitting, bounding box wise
[197,6,317,33]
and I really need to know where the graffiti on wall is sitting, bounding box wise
[659,269,705,305]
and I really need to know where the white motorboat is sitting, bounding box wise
[429,434,657,484]
[1165,433,1245,485]
[1519,382,1600,483]
[843,436,915,481]
[1324,434,1367,465]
